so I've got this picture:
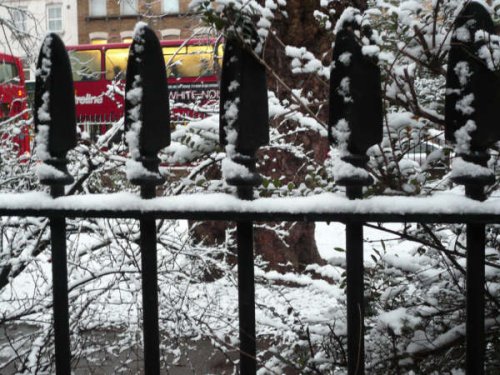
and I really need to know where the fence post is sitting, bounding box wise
[445,3,499,374]
[329,11,383,375]
[220,31,269,375]
[125,23,171,375]
[34,33,77,375]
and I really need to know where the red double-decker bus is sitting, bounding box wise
[0,52,29,156]
[66,38,222,138]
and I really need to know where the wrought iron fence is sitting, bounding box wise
[0,3,499,375]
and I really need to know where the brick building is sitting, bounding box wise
[0,0,78,81]
[78,0,211,45]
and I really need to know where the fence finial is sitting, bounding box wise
[34,33,76,187]
[329,10,383,196]
[219,32,269,200]
[125,23,170,188]
[445,2,499,151]
[446,2,498,195]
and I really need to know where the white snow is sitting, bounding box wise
[0,191,496,215]
[377,307,421,335]
[455,93,474,115]
[221,157,252,180]
[335,7,362,33]
[362,45,380,57]
[338,52,352,66]
[451,157,494,179]
[333,158,371,181]
[454,120,475,155]
[125,75,143,162]
[36,163,68,181]
[35,124,50,161]
[125,159,162,181]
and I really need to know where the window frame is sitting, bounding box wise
[89,0,107,17]
[46,4,63,33]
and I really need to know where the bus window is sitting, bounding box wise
[69,50,101,81]
[186,45,215,77]
[163,46,186,78]
[0,61,19,84]
[163,45,217,78]
[105,48,129,80]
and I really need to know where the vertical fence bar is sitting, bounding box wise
[140,185,160,375]
[237,218,257,375]
[233,177,260,375]
[465,219,485,375]
[346,186,364,375]
[462,172,490,375]
[50,186,71,375]
[237,184,257,374]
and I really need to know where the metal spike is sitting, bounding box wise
[329,25,383,156]
[219,36,269,156]
[445,2,500,150]
[34,33,76,185]
[125,24,170,185]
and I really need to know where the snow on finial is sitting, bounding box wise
[454,120,476,155]
[125,75,143,161]
[334,7,362,34]
[124,22,148,162]
[35,35,54,162]
[450,120,492,180]
[132,22,147,57]
[35,123,50,161]
[37,35,52,83]
[133,21,148,37]
[125,24,146,164]
[335,7,380,60]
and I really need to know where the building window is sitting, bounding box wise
[120,0,138,16]
[47,4,63,33]
[11,8,27,34]
[89,0,107,17]
[163,0,180,14]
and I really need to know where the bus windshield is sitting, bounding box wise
[0,61,19,84]
[105,48,128,80]
[68,50,101,82]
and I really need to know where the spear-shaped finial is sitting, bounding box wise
[329,9,383,196]
[445,1,498,194]
[34,33,76,187]
[125,23,170,189]
[219,31,269,200]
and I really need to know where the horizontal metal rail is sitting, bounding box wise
[0,193,497,223]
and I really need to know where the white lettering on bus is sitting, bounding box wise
[169,89,219,101]
[76,94,104,105]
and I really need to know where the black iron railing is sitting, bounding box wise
[1,2,499,375]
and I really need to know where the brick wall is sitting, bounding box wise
[77,0,203,44]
